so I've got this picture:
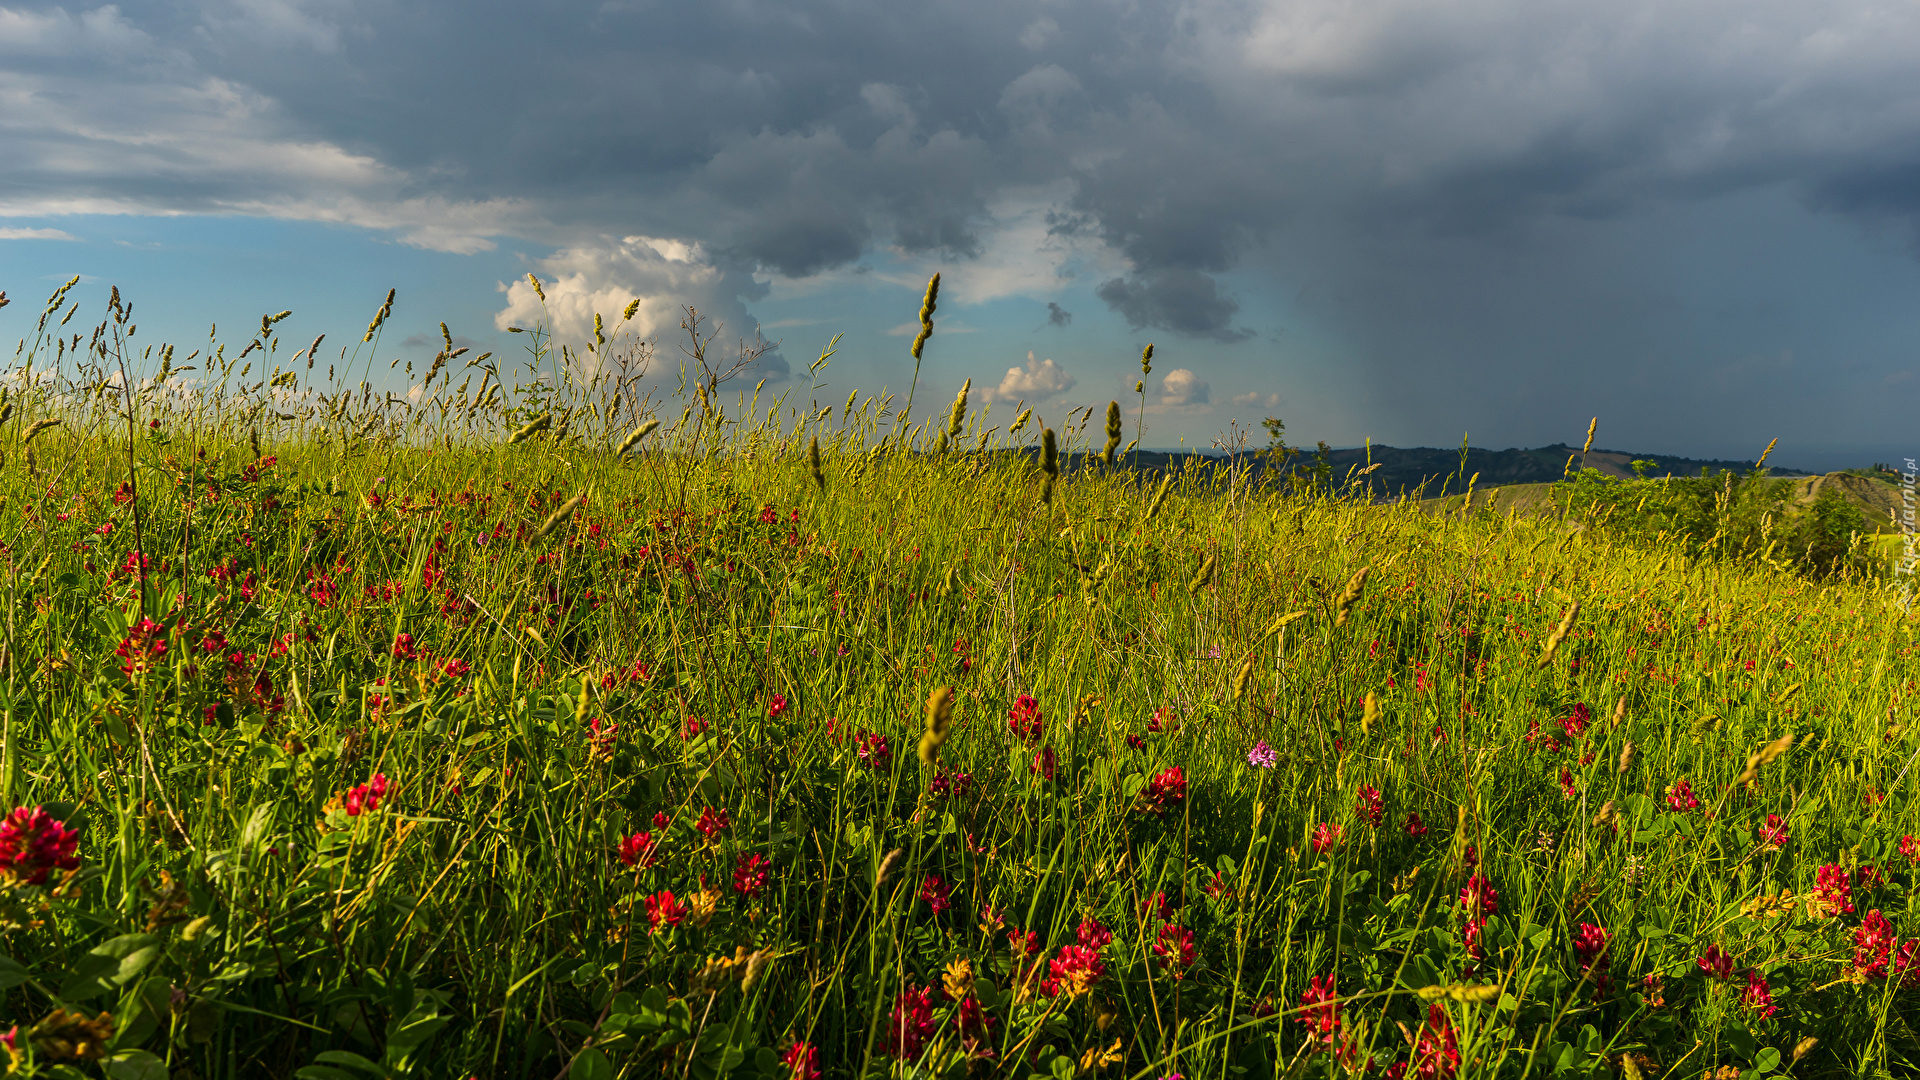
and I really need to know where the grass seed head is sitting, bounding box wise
[1734,733,1794,786]
[1010,407,1031,434]
[508,412,552,445]
[21,418,60,444]
[911,274,940,360]
[535,492,586,541]
[1361,691,1380,734]
[1231,653,1254,704]
[616,418,659,457]
[1102,400,1122,464]
[1188,553,1215,596]
[1581,417,1598,456]
[1140,342,1154,376]
[1333,566,1370,627]
[809,435,825,490]
[1538,599,1581,668]
[1145,475,1173,521]
[919,686,956,765]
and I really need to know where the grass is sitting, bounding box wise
[0,283,1915,1079]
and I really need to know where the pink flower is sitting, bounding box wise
[918,873,952,915]
[1759,814,1789,848]
[0,806,81,885]
[1741,970,1778,1018]
[643,889,690,931]
[1356,786,1384,828]
[617,832,659,869]
[1697,945,1733,980]
[1857,909,1898,978]
[1573,923,1612,997]
[855,732,892,769]
[1297,974,1343,1050]
[1047,945,1106,997]
[779,1041,821,1080]
[1008,694,1044,743]
[1076,916,1113,951]
[767,693,788,719]
[1311,822,1343,854]
[885,987,940,1059]
[1665,778,1700,813]
[733,853,771,898]
[1560,703,1591,739]
[929,768,973,797]
[1813,863,1854,916]
[695,806,729,840]
[1459,875,1498,917]
[1152,923,1197,977]
[1413,1003,1459,1079]
[1143,766,1186,812]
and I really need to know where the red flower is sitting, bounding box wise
[1665,778,1700,813]
[438,657,471,678]
[1558,766,1576,799]
[392,634,418,660]
[1759,814,1789,848]
[1560,703,1590,739]
[1573,923,1612,997]
[617,832,659,869]
[1402,812,1429,838]
[652,810,671,830]
[1075,915,1113,951]
[1697,944,1733,980]
[779,1042,821,1080]
[1297,974,1343,1050]
[1203,870,1230,899]
[695,806,729,840]
[1741,970,1778,1018]
[1813,863,1854,916]
[1462,918,1486,968]
[1311,822,1343,854]
[1143,766,1186,813]
[918,873,952,915]
[115,617,168,677]
[1047,945,1106,996]
[855,732,892,769]
[0,806,81,885]
[957,995,996,1047]
[733,853,771,898]
[1126,733,1146,751]
[767,693,788,719]
[1143,891,1174,920]
[343,773,389,817]
[1459,875,1498,917]
[643,889,690,931]
[1031,746,1057,781]
[885,986,940,1059]
[1857,909,1897,978]
[1413,1003,1459,1079]
[1902,835,1920,864]
[1008,694,1044,743]
[1152,922,1197,977]
[929,768,973,797]
[1007,927,1039,958]
[1356,785,1383,828]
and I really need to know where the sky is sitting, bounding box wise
[3,0,1920,471]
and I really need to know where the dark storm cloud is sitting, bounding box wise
[1046,302,1071,327]
[1097,270,1253,342]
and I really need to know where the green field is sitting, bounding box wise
[0,283,1916,1079]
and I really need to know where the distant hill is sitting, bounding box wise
[1034,442,1811,500]
[1267,442,1811,499]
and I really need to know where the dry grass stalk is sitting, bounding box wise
[535,493,586,541]
[1733,733,1794,786]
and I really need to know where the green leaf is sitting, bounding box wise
[0,954,27,991]
[313,1050,388,1077]
[104,1051,168,1080]
[294,1069,369,1080]
[1755,1047,1781,1074]
[59,934,160,1001]
[570,1048,613,1080]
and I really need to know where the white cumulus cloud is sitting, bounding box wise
[1160,368,1211,406]
[0,228,79,241]
[987,351,1076,401]
[1230,391,1281,408]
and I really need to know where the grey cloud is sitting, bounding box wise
[1046,302,1071,327]
[1097,270,1253,341]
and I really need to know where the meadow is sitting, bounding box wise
[0,277,1914,1080]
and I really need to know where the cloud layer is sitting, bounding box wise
[5,0,1920,451]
